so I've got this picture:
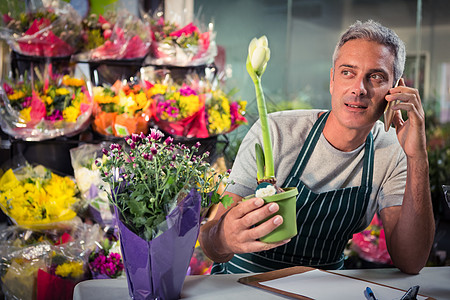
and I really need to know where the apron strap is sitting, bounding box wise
[282,111,329,188]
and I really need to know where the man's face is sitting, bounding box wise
[329,39,395,132]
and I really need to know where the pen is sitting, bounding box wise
[400,285,420,300]
[364,287,378,300]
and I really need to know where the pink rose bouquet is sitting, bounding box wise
[0,0,82,57]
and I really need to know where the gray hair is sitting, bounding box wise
[332,20,406,85]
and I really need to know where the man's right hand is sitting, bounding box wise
[199,192,291,263]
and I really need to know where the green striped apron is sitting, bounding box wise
[211,111,374,274]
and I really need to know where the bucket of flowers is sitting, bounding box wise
[96,129,233,300]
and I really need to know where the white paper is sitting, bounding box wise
[260,269,427,300]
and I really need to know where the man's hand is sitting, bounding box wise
[199,192,291,263]
[385,78,427,160]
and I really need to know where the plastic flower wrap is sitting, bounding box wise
[0,220,103,300]
[76,9,151,60]
[0,66,93,141]
[0,164,81,228]
[0,0,82,57]
[70,143,114,227]
[151,76,247,138]
[144,13,217,67]
[88,236,124,279]
[350,214,393,265]
[92,79,155,137]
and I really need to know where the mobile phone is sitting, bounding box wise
[383,78,401,132]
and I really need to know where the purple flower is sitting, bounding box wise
[131,133,140,143]
[179,85,196,96]
[150,146,157,155]
[164,136,173,145]
[149,129,164,141]
[102,148,108,155]
[44,110,63,121]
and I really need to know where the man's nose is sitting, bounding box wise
[351,77,368,96]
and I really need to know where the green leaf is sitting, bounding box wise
[255,143,265,181]
[221,195,234,209]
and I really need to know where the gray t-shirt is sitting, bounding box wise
[227,109,407,231]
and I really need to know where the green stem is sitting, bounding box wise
[254,77,274,179]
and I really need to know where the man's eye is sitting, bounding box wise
[342,70,351,76]
[370,74,384,80]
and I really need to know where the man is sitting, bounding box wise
[199,20,434,275]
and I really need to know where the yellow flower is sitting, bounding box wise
[19,107,31,122]
[62,75,85,87]
[55,261,84,279]
[63,106,80,122]
[56,88,70,96]
[44,96,53,105]
[8,91,26,101]
[0,167,78,226]
[179,95,200,118]
[208,109,231,134]
[148,84,167,96]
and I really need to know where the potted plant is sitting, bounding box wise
[246,36,298,243]
[97,129,232,300]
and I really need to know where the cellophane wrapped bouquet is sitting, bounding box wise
[151,75,247,138]
[76,9,151,61]
[0,65,93,141]
[0,219,103,300]
[96,129,233,299]
[0,0,82,57]
[92,78,155,137]
[70,143,115,227]
[88,236,124,280]
[350,213,393,265]
[144,11,217,67]
[0,163,81,227]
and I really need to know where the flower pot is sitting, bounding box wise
[116,189,201,300]
[245,187,298,243]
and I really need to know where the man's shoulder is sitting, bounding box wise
[268,109,323,126]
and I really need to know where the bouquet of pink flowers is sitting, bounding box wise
[145,14,217,66]
[0,0,82,57]
[0,65,92,141]
[350,214,393,265]
[88,237,124,279]
[150,76,247,138]
[76,10,151,61]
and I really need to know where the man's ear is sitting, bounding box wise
[329,68,334,94]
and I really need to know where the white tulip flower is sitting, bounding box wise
[247,36,271,78]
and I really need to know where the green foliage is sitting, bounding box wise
[97,130,233,241]
[424,100,450,217]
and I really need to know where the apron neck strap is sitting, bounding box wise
[283,111,374,188]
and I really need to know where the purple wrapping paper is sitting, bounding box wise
[117,189,201,300]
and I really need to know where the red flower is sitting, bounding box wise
[169,22,199,38]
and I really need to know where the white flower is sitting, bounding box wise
[74,167,100,193]
[255,184,277,198]
[248,36,271,77]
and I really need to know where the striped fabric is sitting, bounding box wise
[212,111,374,274]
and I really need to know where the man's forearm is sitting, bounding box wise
[199,216,234,263]
[387,157,435,274]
